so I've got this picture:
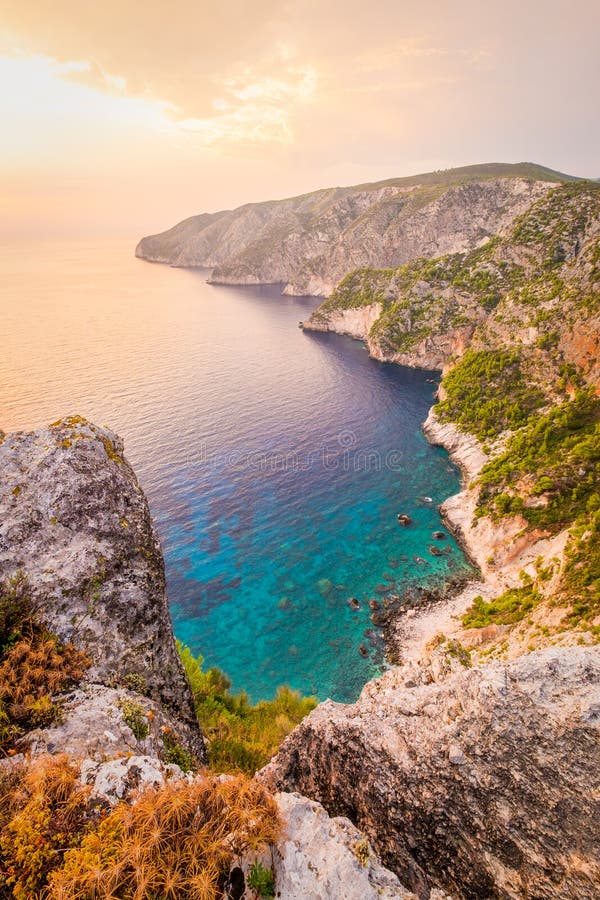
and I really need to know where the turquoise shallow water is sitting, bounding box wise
[0,238,471,702]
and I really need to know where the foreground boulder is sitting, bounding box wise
[261,646,600,899]
[0,417,204,761]
[270,792,418,900]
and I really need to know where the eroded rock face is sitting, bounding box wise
[269,792,418,900]
[305,302,383,340]
[0,417,205,761]
[260,646,600,899]
[136,173,554,297]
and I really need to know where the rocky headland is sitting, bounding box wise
[135,163,574,297]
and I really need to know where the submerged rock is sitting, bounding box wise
[317,578,334,597]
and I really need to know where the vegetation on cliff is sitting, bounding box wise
[312,181,600,644]
[0,574,90,753]
[312,181,600,366]
[0,754,279,899]
[178,643,317,775]
[435,349,545,439]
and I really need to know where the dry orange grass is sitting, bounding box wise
[0,755,92,900]
[0,574,90,751]
[47,773,280,900]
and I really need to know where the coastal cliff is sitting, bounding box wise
[135,163,573,296]
[260,180,600,898]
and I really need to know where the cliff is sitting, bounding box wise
[260,179,600,899]
[306,181,600,376]
[262,645,600,899]
[135,163,575,296]
[0,416,422,899]
[0,415,205,762]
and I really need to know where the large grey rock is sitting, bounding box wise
[261,646,600,899]
[270,792,418,899]
[0,417,205,762]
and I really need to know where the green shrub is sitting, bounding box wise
[122,672,148,695]
[561,511,600,624]
[435,349,545,440]
[178,643,317,774]
[478,390,600,529]
[462,585,542,628]
[247,859,276,898]
[118,699,149,741]
[161,729,194,772]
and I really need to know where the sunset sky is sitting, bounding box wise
[1,0,598,238]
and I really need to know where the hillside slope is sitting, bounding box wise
[307,181,600,652]
[136,163,576,296]
[262,181,600,899]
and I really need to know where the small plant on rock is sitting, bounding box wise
[161,728,194,772]
[351,838,370,867]
[118,699,149,741]
[247,859,276,898]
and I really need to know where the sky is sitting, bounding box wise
[0,0,598,239]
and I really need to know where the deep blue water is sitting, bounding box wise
[0,239,470,702]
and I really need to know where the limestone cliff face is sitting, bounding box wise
[305,181,600,378]
[422,410,570,596]
[261,645,600,900]
[306,302,383,340]
[0,416,205,761]
[135,164,565,296]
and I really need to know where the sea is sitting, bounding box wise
[0,238,471,702]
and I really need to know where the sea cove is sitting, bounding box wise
[0,238,470,701]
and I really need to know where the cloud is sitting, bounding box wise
[0,0,288,117]
[0,0,599,237]
[178,62,318,146]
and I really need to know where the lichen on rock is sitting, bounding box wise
[0,416,205,762]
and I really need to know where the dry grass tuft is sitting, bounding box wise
[0,755,93,900]
[47,774,280,899]
[0,574,90,751]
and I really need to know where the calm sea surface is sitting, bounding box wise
[0,238,470,701]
